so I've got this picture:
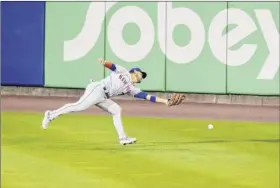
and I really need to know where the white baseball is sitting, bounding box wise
[208,124,213,130]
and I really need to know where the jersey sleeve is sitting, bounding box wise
[115,64,128,73]
[104,62,128,73]
[128,86,142,96]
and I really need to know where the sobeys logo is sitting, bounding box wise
[64,2,279,80]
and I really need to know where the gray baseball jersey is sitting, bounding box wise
[49,64,142,120]
[101,64,141,97]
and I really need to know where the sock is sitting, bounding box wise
[113,113,126,139]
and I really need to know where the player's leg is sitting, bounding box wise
[42,82,105,129]
[96,99,136,145]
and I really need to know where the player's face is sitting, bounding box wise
[135,71,143,83]
[131,72,142,84]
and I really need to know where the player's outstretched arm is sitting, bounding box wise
[98,58,127,72]
[134,92,169,105]
[98,58,117,71]
[134,91,186,106]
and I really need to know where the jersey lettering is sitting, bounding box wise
[118,74,128,85]
[101,64,142,97]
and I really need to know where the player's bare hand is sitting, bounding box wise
[98,58,105,64]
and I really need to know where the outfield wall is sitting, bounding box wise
[1,86,279,107]
[1,1,280,96]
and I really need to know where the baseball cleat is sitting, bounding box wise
[119,136,137,145]
[42,110,51,130]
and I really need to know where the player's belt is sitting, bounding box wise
[103,86,110,99]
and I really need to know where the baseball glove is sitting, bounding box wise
[167,93,186,106]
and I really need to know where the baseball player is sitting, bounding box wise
[42,58,185,145]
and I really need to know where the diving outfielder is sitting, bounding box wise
[42,58,185,145]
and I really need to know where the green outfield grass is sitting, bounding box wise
[1,111,279,188]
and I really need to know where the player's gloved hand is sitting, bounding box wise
[167,93,186,107]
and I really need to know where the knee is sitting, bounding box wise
[108,103,122,115]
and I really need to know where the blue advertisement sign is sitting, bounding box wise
[1,2,45,86]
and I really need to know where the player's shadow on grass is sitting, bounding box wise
[153,138,280,144]
[145,138,280,146]
[87,138,279,151]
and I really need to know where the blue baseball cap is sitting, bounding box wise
[129,68,147,79]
